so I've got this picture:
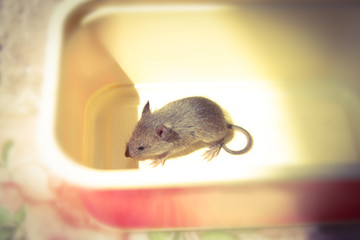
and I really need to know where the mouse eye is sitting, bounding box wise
[138,146,145,151]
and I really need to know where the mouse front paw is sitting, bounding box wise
[149,156,167,168]
[149,159,162,168]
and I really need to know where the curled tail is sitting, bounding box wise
[222,124,253,155]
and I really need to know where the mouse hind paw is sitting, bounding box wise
[202,143,222,161]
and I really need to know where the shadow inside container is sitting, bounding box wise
[57,22,140,170]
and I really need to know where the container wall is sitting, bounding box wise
[55,1,360,171]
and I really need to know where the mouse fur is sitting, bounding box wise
[125,96,252,167]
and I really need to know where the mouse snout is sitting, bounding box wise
[125,145,131,158]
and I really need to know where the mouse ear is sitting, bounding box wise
[141,101,151,118]
[156,125,171,140]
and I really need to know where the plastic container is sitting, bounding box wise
[39,0,360,230]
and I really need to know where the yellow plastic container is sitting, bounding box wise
[38,0,360,230]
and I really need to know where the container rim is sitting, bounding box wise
[37,0,360,189]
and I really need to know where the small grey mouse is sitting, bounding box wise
[125,96,253,167]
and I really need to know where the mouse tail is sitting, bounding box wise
[222,124,253,155]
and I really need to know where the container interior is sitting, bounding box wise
[56,2,360,173]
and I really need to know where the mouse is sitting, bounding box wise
[125,96,253,167]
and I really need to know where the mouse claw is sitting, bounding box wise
[202,144,222,161]
[161,158,166,166]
